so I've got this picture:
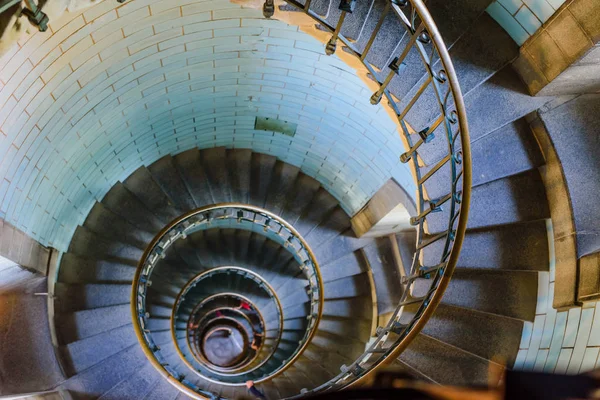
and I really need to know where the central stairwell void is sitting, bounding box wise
[26,0,559,398]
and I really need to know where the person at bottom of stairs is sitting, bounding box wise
[246,380,267,399]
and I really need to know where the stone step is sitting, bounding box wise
[399,333,491,386]
[54,283,130,313]
[57,253,135,284]
[400,13,517,134]
[98,363,165,400]
[280,172,321,226]
[424,219,549,271]
[423,117,545,200]
[264,161,301,216]
[101,182,164,234]
[68,226,143,263]
[226,148,252,204]
[123,166,182,224]
[294,188,339,237]
[56,303,132,345]
[60,324,137,376]
[143,379,180,400]
[174,149,214,207]
[200,147,232,204]
[422,303,524,367]
[148,155,197,212]
[250,152,278,208]
[427,169,550,233]
[442,268,538,321]
[83,202,153,249]
[60,345,147,397]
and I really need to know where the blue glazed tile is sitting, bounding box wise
[498,0,524,15]
[524,0,556,23]
[488,2,531,45]
[515,5,543,35]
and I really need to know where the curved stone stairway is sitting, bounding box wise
[55,148,377,399]
[49,0,558,398]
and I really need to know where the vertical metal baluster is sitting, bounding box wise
[325,8,347,55]
[370,23,425,104]
[360,2,390,61]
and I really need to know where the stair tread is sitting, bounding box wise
[424,117,545,200]
[60,345,147,397]
[83,202,153,249]
[250,152,277,208]
[442,268,538,321]
[55,282,130,313]
[61,324,137,376]
[427,169,550,233]
[68,226,143,263]
[101,183,164,234]
[148,155,197,211]
[57,304,131,345]
[423,303,523,367]
[201,147,232,203]
[97,360,158,400]
[399,333,491,386]
[57,253,136,284]
[174,149,214,207]
[227,148,252,204]
[280,173,321,226]
[123,166,182,224]
[264,161,300,216]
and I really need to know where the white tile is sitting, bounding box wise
[540,305,557,349]
[534,349,549,371]
[554,348,573,374]
[563,308,582,348]
[588,303,600,346]
[524,315,546,370]
[513,349,529,370]
[536,271,550,314]
[567,308,595,374]
[544,311,568,373]
[580,347,600,374]
[520,320,534,349]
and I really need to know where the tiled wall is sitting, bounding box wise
[515,233,600,374]
[487,0,567,45]
[0,1,414,252]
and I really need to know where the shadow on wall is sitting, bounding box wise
[0,276,64,395]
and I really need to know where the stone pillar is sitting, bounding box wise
[513,0,600,96]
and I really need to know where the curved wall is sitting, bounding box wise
[0,1,414,251]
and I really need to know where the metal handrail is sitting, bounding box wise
[187,306,263,371]
[131,204,325,398]
[172,268,283,380]
[271,0,471,396]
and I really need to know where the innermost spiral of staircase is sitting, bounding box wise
[134,206,324,393]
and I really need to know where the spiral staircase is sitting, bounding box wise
[0,0,565,398]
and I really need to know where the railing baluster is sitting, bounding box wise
[409,192,453,225]
[401,262,446,283]
[400,114,445,162]
[360,2,390,61]
[370,23,425,105]
[416,230,450,251]
[325,9,347,55]
[398,75,432,120]
[418,153,451,185]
